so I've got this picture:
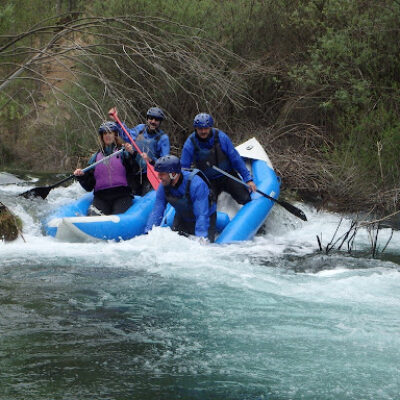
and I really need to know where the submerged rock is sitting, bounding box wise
[0,202,22,242]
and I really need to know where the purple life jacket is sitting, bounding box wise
[94,150,128,191]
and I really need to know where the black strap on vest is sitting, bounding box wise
[190,129,220,161]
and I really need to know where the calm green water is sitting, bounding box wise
[1,178,399,399]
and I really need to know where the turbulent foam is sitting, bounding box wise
[1,173,400,400]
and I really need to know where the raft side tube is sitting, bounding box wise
[215,159,280,244]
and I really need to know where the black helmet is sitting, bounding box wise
[154,155,181,173]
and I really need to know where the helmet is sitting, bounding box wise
[154,155,181,173]
[146,107,165,121]
[98,121,119,134]
[193,113,214,128]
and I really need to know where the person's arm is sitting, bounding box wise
[219,132,256,191]
[74,153,97,192]
[121,145,139,175]
[157,134,170,158]
[145,187,167,233]
[190,176,211,238]
[108,107,141,142]
[116,123,142,143]
[180,136,195,169]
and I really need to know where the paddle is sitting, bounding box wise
[211,165,308,221]
[20,148,124,200]
[109,111,160,190]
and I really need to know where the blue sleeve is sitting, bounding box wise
[145,187,167,233]
[180,136,195,169]
[87,153,97,166]
[157,134,170,158]
[190,176,210,237]
[219,131,253,182]
[116,123,142,143]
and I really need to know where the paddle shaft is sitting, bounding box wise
[211,165,307,221]
[109,112,160,190]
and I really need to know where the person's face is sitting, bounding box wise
[158,171,172,186]
[196,127,211,139]
[103,130,116,145]
[147,116,161,131]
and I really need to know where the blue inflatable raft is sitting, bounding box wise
[43,138,280,243]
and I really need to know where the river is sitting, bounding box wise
[1,176,399,400]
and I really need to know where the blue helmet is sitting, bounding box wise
[193,113,214,128]
[154,155,181,173]
[146,107,165,121]
[99,121,119,134]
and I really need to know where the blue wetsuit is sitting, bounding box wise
[116,123,170,195]
[145,170,216,240]
[181,129,253,204]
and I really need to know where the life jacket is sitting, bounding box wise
[94,148,128,191]
[135,126,164,171]
[190,129,232,180]
[164,169,215,222]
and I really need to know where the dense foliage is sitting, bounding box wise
[1,0,400,212]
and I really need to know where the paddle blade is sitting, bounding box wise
[19,186,52,200]
[111,112,161,190]
[146,163,160,190]
[279,199,307,221]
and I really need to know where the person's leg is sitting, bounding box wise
[207,211,217,243]
[91,196,112,215]
[220,173,251,205]
[112,194,133,214]
[141,175,153,195]
[209,178,222,203]
[127,174,141,196]
[171,214,195,237]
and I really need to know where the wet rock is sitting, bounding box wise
[0,202,22,242]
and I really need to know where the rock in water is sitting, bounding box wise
[0,202,22,242]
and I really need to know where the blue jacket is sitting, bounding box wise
[180,129,252,182]
[145,170,216,237]
[117,123,170,172]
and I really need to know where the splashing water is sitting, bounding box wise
[1,176,399,400]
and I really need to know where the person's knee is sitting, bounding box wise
[113,197,132,214]
[234,190,251,205]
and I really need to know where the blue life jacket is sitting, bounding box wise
[135,126,164,172]
[190,129,232,180]
[164,169,216,222]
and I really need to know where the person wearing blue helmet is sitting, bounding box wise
[145,155,217,242]
[108,106,170,195]
[73,121,139,215]
[180,113,256,205]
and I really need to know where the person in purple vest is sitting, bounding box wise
[73,121,139,216]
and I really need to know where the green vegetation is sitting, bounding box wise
[1,0,400,213]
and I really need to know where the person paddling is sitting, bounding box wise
[108,106,170,195]
[145,155,216,243]
[180,113,256,205]
[73,121,138,216]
